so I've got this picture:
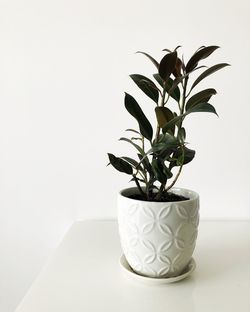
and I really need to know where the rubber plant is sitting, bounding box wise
[108,45,229,201]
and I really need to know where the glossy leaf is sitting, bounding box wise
[177,127,186,141]
[124,93,153,141]
[121,156,144,172]
[186,88,217,111]
[108,153,133,174]
[131,137,142,141]
[186,46,219,72]
[153,74,180,102]
[191,63,230,90]
[130,74,159,104]
[163,102,218,134]
[170,147,196,167]
[173,58,182,77]
[162,115,185,133]
[153,73,164,88]
[194,46,205,53]
[157,134,180,160]
[187,102,218,116]
[159,51,177,81]
[165,77,181,102]
[168,75,188,96]
[119,137,145,155]
[155,107,174,128]
[152,159,167,184]
[163,164,173,179]
[158,133,178,146]
[137,153,153,175]
[136,51,159,69]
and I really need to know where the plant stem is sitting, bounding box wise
[155,82,166,143]
[165,76,188,193]
[165,163,183,192]
[181,77,188,114]
[155,182,166,200]
[177,76,188,140]
[133,174,146,199]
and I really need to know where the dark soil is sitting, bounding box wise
[128,192,189,202]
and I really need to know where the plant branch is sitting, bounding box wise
[177,76,189,140]
[155,82,166,142]
[166,76,188,193]
[133,174,146,199]
[165,164,183,192]
[154,182,166,200]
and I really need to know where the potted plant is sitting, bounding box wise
[108,45,229,279]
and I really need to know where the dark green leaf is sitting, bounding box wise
[163,102,218,134]
[159,51,177,81]
[152,159,167,184]
[186,88,217,111]
[153,73,164,87]
[153,74,180,102]
[194,46,206,53]
[191,63,230,90]
[158,133,178,146]
[155,107,174,128]
[136,51,159,69]
[177,127,186,141]
[137,153,153,175]
[163,164,173,179]
[156,134,180,159]
[146,144,166,154]
[187,102,218,116]
[131,137,142,141]
[121,156,143,172]
[170,147,195,167]
[107,153,133,174]
[119,137,145,155]
[186,46,219,72]
[130,74,159,104]
[165,77,181,102]
[124,93,153,141]
[162,114,185,133]
[168,74,188,96]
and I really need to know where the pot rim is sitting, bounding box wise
[118,186,199,203]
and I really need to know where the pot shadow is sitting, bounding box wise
[119,275,197,312]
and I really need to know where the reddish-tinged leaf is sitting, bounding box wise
[159,51,177,81]
[186,46,219,72]
[173,58,182,77]
[155,107,174,128]
[186,88,217,110]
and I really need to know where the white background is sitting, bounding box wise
[0,0,249,311]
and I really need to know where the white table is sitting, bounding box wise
[15,220,250,312]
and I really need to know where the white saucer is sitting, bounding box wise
[119,254,196,285]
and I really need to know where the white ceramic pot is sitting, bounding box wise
[118,187,199,278]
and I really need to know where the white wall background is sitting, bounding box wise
[0,0,249,311]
